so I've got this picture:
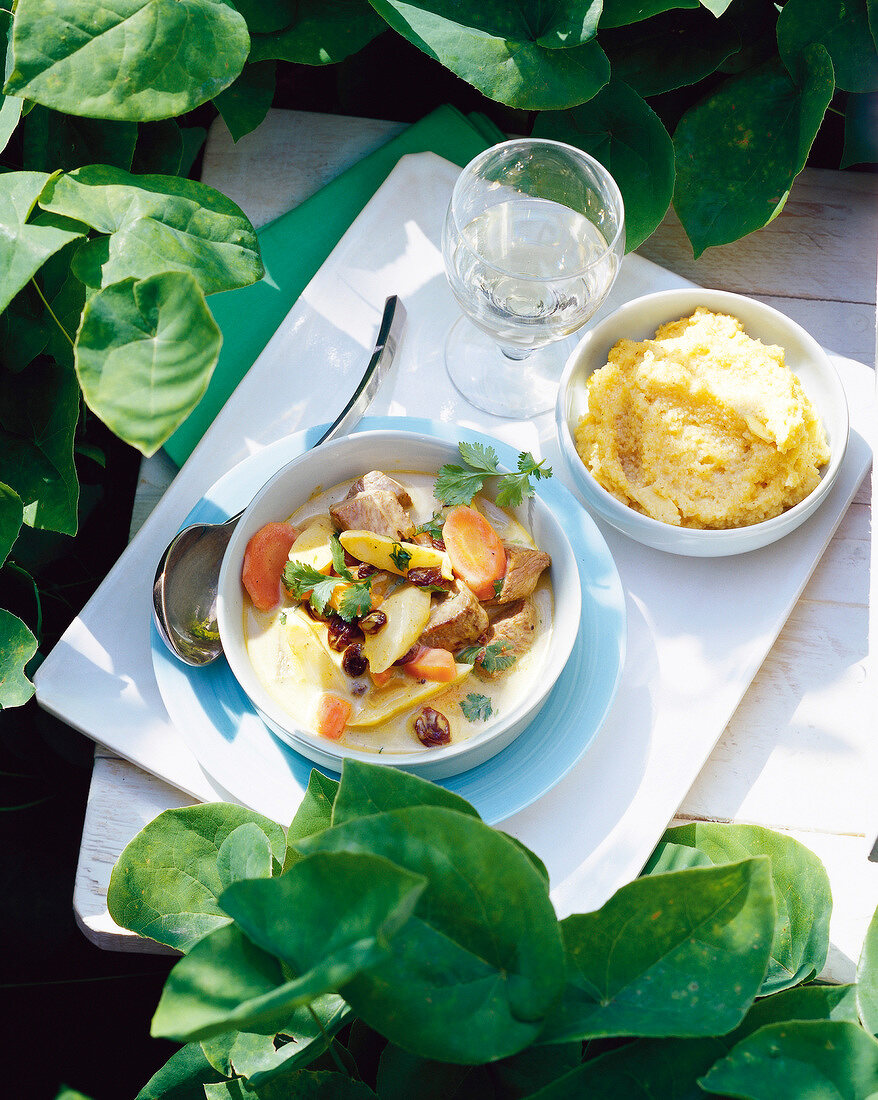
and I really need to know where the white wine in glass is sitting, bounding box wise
[443,139,625,418]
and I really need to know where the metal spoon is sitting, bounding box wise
[153,295,406,666]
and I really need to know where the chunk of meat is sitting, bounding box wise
[344,470,412,508]
[475,598,537,679]
[420,580,489,652]
[490,543,551,604]
[330,488,414,540]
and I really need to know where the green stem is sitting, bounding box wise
[306,1005,349,1077]
[826,105,845,118]
[30,277,74,349]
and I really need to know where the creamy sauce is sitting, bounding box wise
[244,472,553,754]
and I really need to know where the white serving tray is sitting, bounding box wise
[35,153,874,918]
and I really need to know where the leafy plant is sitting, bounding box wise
[1,0,874,714]
[101,761,878,1097]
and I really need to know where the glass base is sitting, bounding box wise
[444,316,571,419]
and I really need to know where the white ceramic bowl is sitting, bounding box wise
[217,430,581,779]
[556,288,849,556]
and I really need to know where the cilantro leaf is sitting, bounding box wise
[435,443,552,507]
[329,533,354,581]
[282,561,341,615]
[337,581,373,621]
[390,542,412,572]
[455,640,517,673]
[460,693,493,722]
[415,512,446,541]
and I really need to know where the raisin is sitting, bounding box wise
[407,566,451,591]
[342,643,368,678]
[328,615,364,651]
[414,707,451,746]
[395,644,421,666]
[359,610,387,634]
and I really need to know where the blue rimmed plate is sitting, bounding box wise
[151,417,626,825]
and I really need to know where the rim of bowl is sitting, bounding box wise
[556,288,850,548]
[216,429,581,767]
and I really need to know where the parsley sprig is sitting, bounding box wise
[460,693,493,722]
[456,640,517,674]
[282,534,372,621]
[434,442,552,508]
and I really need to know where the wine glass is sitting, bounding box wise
[442,138,625,418]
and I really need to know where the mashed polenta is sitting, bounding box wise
[575,308,830,529]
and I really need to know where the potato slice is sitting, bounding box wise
[339,530,453,580]
[280,609,347,694]
[361,583,432,674]
[347,664,469,727]
[287,514,336,572]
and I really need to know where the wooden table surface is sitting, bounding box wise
[74,111,877,976]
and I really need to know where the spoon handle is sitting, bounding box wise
[315,294,407,447]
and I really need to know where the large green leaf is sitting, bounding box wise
[0,284,50,372]
[0,13,22,155]
[0,608,38,707]
[216,823,274,889]
[22,106,138,173]
[0,171,86,314]
[39,165,263,295]
[530,1036,727,1098]
[331,758,480,827]
[135,1041,227,1100]
[296,805,566,1063]
[700,1020,878,1098]
[284,770,340,869]
[153,852,425,1041]
[730,982,860,1041]
[376,1045,494,1099]
[250,0,386,65]
[600,8,740,96]
[205,1070,379,1099]
[5,0,250,121]
[599,0,698,27]
[213,61,276,142]
[0,484,22,566]
[108,802,286,953]
[673,47,835,256]
[367,0,609,110]
[0,357,79,534]
[74,272,223,456]
[842,92,878,166]
[539,859,775,1041]
[778,0,878,93]
[645,822,831,994]
[533,80,674,251]
[858,907,878,1035]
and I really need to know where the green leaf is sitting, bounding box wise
[0,608,38,707]
[540,859,775,1041]
[74,272,223,457]
[858,906,878,1035]
[778,0,878,93]
[377,1045,494,1099]
[646,822,831,995]
[0,171,86,314]
[0,357,80,534]
[700,1020,878,1098]
[22,105,138,173]
[600,8,740,96]
[284,770,340,867]
[842,92,878,167]
[673,48,835,256]
[0,284,50,372]
[0,13,22,155]
[39,164,263,295]
[217,823,274,889]
[206,1069,379,1099]
[153,851,426,1041]
[0,483,23,566]
[331,758,480,827]
[135,1041,227,1099]
[213,61,276,142]
[296,805,566,1063]
[731,982,860,1041]
[368,0,610,110]
[108,802,285,953]
[250,0,386,65]
[490,1042,582,1095]
[533,80,674,251]
[530,1035,727,1098]
[599,0,699,28]
[5,0,250,121]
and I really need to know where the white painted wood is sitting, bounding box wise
[70,111,875,981]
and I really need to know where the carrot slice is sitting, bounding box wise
[241,522,299,611]
[315,693,351,740]
[402,646,458,683]
[370,667,395,688]
[442,505,506,600]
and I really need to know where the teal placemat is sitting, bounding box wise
[165,105,505,465]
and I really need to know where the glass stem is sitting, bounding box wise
[499,344,532,361]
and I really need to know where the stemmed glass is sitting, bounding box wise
[442,138,625,418]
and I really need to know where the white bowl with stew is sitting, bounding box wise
[556,288,849,556]
[216,429,580,779]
